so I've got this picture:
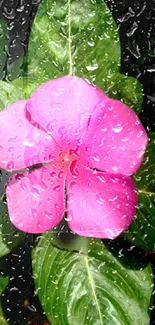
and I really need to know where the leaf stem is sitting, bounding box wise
[84,256,104,325]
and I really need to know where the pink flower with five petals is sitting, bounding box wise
[0,76,147,239]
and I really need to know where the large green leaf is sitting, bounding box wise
[0,19,8,81]
[0,200,25,257]
[26,0,142,113]
[32,232,153,325]
[0,275,8,325]
[27,0,120,84]
[0,1,143,114]
[124,133,155,251]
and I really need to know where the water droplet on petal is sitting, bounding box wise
[9,136,18,143]
[46,121,53,132]
[112,126,123,133]
[53,185,60,191]
[20,182,27,191]
[6,161,14,170]
[54,203,59,209]
[70,181,77,189]
[67,193,74,203]
[18,222,24,228]
[58,126,66,136]
[31,187,40,198]
[31,209,38,218]
[50,171,56,178]
[45,212,53,220]
[8,147,14,152]
[58,171,63,179]
[92,152,100,162]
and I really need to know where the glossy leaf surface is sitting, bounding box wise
[124,133,155,251]
[0,200,25,257]
[0,274,8,324]
[26,0,142,113]
[32,232,153,325]
[0,19,8,81]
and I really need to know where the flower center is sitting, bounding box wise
[63,154,72,165]
[59,149,79,176]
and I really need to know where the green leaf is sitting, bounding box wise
[0,200,25,257]
[27,0,120,85]
[101,73,143,114]
[25,0,143,113]
[124,133,155,251]
[0,274,8,325]
[0,80,23,111]
[0,18,24,82]
[6,57,25,82]
[0,19,8,80]
[0,79,39,111]
[0,1,143,114]
[32,232,153,325]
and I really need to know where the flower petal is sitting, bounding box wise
[0,100,58,171]
[66,166,137,239]
[6,164,66,233]
[26,76,106,149]
[82,98,148,176]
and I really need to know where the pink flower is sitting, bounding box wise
[0,76,147,239]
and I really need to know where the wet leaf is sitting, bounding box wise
[103,73,143,114]
[0,80,23,111]
[27,0,120,84]
[124,133,155,251]
[32,232,153,325]
[0,274,8,325]
[6,57,25,82]
[0,1,143,114]
[0,18,8,81]
[0,200,25,257]
[25,0,143,113]
[0,79,38,111]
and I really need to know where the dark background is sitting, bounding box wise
[0,0,155,324]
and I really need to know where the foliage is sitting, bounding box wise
[124,133,155,251]
[32,232,153,325]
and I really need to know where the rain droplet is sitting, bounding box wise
[70,181,77,189]
[32,209,38,218]
[112,126,123,133]
[58,126,66,136]
[8,147,14,152]
[20,182,27,191]
[9,136,18,143]
[86,64,98,71]
[67,193,74,203]
[31,187,39,198]
[92,152,100,162]
[45,212,53,220]
[46,121,53,132]
[50,171,56,178]
[6,161,14,170]
[58,171,63,178]
[53,185,60,191]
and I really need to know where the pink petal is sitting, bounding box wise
[6,164,66,233]
[66,166,137,239]
[0,100,58,171]
[26,76,106,149]
[82,98,148,176]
